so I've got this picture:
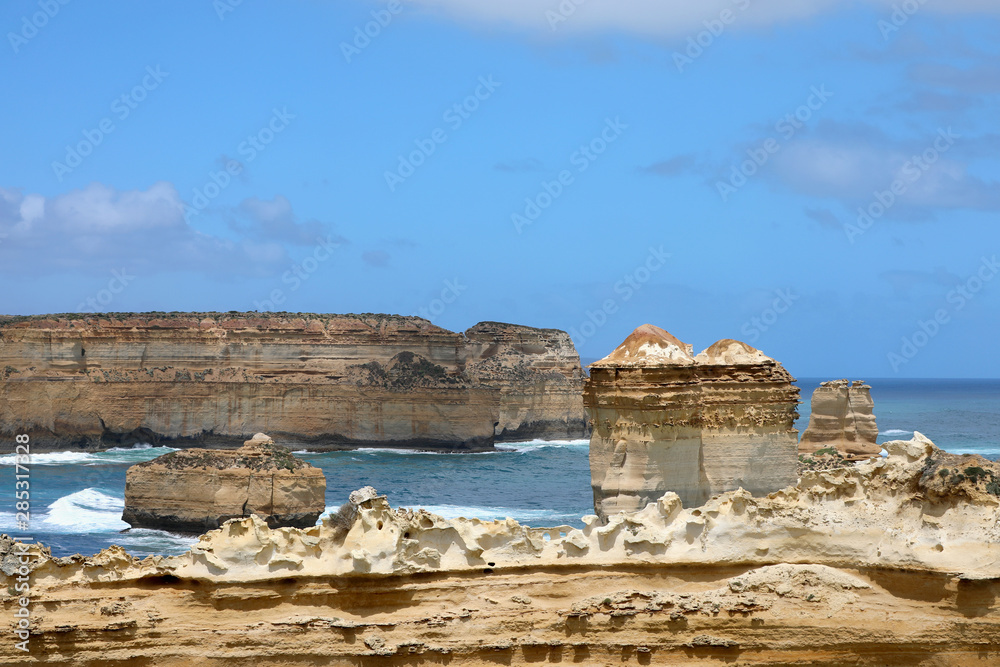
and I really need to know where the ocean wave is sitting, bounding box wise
[0,444,176,466]
[40,488,129,531]
[495,439,590,453]
[879,429,913,437]
[943,447,1000,458]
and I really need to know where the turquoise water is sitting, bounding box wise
[2,378,997,558]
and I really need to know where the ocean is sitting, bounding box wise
[2,378,998,559]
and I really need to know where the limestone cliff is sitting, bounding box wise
[463,321,587,440]
[585,326,799,517]
[0,313,585,451]
[5,434,1000,665]
[122,433,326,533]
[800,379,881,458]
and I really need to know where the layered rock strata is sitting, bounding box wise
[5,435,1000,665]
[121,433,326,533]
[0,313,586,451]
[800,379,881,458]
[585,325,799,517]
[463,321,587,440]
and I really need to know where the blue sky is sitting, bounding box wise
[1,0,998,378]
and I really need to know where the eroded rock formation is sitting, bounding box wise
[0,313,586,451]
[464,321,587,440]
[121,433,326,533]
[585,325,799,517]
[5,434,1000,665]
[800,379,881,458]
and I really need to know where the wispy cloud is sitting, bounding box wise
[0,183,341,276]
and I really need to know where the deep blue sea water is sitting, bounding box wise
[2,378,997,558]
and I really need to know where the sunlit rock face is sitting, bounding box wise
[0,313,585,452]
[585,325,799,518]
[121,433,327,533]
[800,379,881,458]
[463,321,588,441]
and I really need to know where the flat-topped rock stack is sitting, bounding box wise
[585,325,800,518]
[121,433,326,533]
[800,379,881,459]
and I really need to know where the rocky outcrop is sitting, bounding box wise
[585,325,799,517]
[463,322,587,440]
[121,433,326,533]
[800,379,881,458]
[0,313,585,451]
[6,434,1000,665]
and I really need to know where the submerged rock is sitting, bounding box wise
[800,379,881,458]
[121,433,326,533]
[584,325,800,518]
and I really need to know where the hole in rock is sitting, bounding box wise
[377,521,383,530]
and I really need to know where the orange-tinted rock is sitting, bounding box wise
[122,433,326,533]
[0,312,585,451]
[800,379,881,458]
[585,325,799,517]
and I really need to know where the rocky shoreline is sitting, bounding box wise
[3,433,999,665]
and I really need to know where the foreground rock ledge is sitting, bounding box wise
[121,433,326,533]
[4,434,1000,665]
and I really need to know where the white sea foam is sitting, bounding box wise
[317,502,579,526]
[879,429,913,437]
[40,488,129,532]
[944,447,1000,458]
[0,444,176,466]
[495,439,590,453]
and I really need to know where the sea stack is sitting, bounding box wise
[585,325,799,518]
[122,433,326,533]
[800,379,881,458]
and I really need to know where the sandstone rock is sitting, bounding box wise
[463,322,587,440]
[800,379,881,458]
[9,434,1000,665]
[0,313,585,451]
[121,434,326,533]
[585,326,799,517]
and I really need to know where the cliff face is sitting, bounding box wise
[585,326,799,517]
[122,433,326,533]
[464,322,587,441]
[800,379,881,458]
[0,313,585,451]
[6,435,1000,665]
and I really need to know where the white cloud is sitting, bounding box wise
[0,182,302,275]
[397,0,1000,37]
